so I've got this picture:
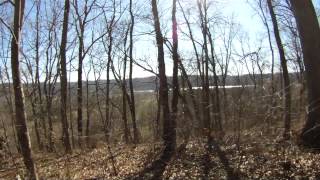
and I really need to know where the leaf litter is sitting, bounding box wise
[1,130,320,179]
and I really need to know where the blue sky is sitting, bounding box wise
[131,0,267,79]
[1,0,320,81]
[129,0,320,79]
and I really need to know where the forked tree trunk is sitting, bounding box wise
[289,0,320,148]
[11,0,38,179]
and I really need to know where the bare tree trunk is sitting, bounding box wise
[11,0,38,178]
[152,0,176,155]
[43,18,59,151]
[76,34,84,147]
[92,65,105,129]
[85,74,90,146]
[35,0,47,148]
[105,58,111,141]
[154,76,161,141]
[178,62,200,125]
[73,0,95,147]
[105,41,112,142]
[23,75,42,151]
[128,0,140,144]
[208,30,222,132]
[258,0,277,129]
[171,0,179,143]
[122,26,130,144]
[30,96,42,150]
[104,3,116,141]
[68,64,75,148]
[59,0,72,153]
[289,0,320,148]
[45,95,54,151]
[179,72,194,138]
[258,0,276,122]
[267,0,291,139]
[179,0,203,132]
[197,0,211,136]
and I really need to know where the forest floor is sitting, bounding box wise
[1,127,320,179]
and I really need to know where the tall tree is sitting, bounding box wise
[73,0,97,147]
[197,0,211,137]
[128,0,140,144]
[151,0,176,155]
[121,24,130,144]
[59,0,72,153]
[208,28,222,132]
[289,0,320,147]
[171,0,179,144]
[10,0,38,178]
[43,4,60,151]
[267,0,291,139]
[178,1,202,126]
[74,0,86,147]
[103,0,116,141]
[34,0,45,150]
[253,0,277,130]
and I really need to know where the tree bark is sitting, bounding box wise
[197,0,211,135]
[128,0,140,144]
[11,0,38,178]
[104,2,116,141]
[151,0,176,155]
[208,30,222,132]
[289,0,320,147]
[171,0,179,143]
[85,74,90,146]
[59,0,72,153]
[68,60,75,148]
[76,29,84,147]
[73,0,95,147]
[35,0,46,149]
[122,26,130,144]
[267,0,291,139]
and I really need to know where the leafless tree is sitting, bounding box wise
[152,0,176,157]
[289,0,320,148]
[267,0,291,139]
[128,0,140,144]
[10,0,38,178]
[59,0,72,153]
